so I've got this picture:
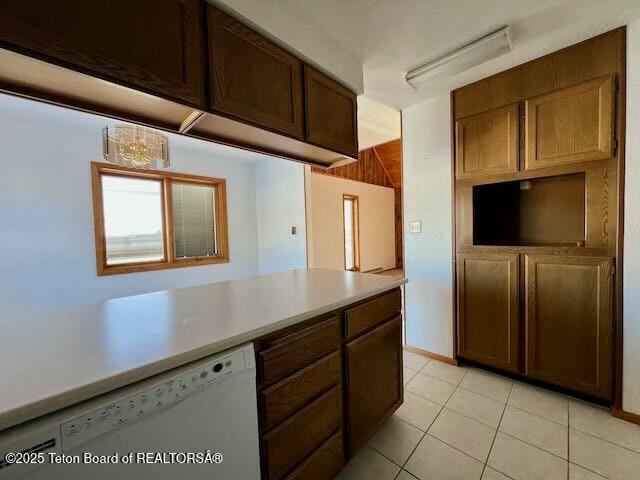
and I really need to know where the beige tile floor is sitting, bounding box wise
[337,350,640,480]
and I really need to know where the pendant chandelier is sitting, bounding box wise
[102,124,169,169]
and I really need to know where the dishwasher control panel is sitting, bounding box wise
[60,347,247,451]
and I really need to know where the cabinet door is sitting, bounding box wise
[524,76,615,170]
[304,65,358,157]
[524,255,613,399]
[457,253,520,373]
[455,103,519,179]
[345,316,402,456]
[207,6,304,139]
[0,0,205,107]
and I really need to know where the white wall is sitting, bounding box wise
[623,19,640,415]
[402,94,454,357]
[255,157,307,274]
[307,172,395,272]
[0,95,306,317]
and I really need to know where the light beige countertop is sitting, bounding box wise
[0,269,406,432]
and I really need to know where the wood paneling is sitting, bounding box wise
[456,103,519,178]
[453,28,624,119]
[263,386,342,480]
[207,6,304,139]
[525,76,615,170]
[345,288,401,338]
[304,65,358,157]
[0,0,205,108]
[312,148,393,187]
[457,253,520,373]
[524,255,613,400]
[373,139,402,187]
[346,315,403,455]
[258,316,340,388]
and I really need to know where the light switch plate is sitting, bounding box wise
[409,221,421,233]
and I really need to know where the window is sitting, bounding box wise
[343,194,360,271]
[92,162,228,275]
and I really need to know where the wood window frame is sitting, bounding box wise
[342,194,360,271]
[91,161,229,276]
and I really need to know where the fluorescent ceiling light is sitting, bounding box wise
[405,26,512,89]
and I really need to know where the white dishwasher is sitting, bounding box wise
[0,344,260,479]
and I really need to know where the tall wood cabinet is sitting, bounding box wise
[453,28,624,403]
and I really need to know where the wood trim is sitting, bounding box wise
[342,194,360,271]
[450,90,458,361]
[614,27,627,411]
[611,408,640,425]
[91,161,229,276]
[403,345,459,366]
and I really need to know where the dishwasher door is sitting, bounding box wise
[4,347,260,480]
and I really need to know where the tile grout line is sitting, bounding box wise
[568,425,640,455]
[567,461,614,480]
[567,400,570,480]
[482,381,513,479]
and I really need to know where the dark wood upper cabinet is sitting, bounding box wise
[457,253,520,373]
[345,315,402,456]
[0,0,205,108]
[455,103,519,179]
[524,75,615,170]
[206,6,304,139]
[524,254,613,400]
[304,65,358,157]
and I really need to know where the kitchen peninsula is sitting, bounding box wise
[0,269,406,479]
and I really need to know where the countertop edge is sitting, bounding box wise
[0,278,406,432]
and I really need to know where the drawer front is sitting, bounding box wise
[345,289,401,338]
[284,430,344,480]
[259,316,340,387]
[261,351,340,432]
[263,385,342,480]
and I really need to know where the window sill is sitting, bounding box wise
[97,256,229,276]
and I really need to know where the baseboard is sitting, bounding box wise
[403,345,458,366]
[612,408,640,425]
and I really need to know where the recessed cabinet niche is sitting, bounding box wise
[473,173,586,247]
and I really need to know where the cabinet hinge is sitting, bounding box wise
[613,138,618,154]
[611,264,616,275]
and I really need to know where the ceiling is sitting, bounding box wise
[222,0,640,110]
[357,96,400,150]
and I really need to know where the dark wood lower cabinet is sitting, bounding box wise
[457,253,519,373]
[345,315,403,455]
[524,255,613,400]
[254,288,403,479]
[457,252,614,401]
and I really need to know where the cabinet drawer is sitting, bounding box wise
[284,430,344,480]
[261,351,340,432]
[259,316,340,387]
[345,289,401,338]
[263,386,342,480]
